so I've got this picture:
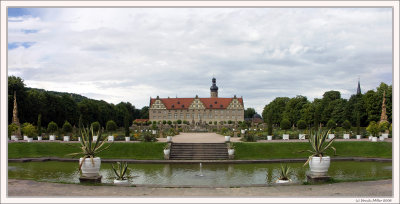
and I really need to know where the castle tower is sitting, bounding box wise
[379,91,388,123]
[210,77,218,98]
[356,79,361,95]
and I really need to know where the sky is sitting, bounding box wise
[7,8,393,114]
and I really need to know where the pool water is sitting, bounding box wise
[8,161,392,186]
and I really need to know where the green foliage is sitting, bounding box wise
[124,115,129,137]
[366,121,380,137]
[244,108,256,118]
[22,123,37,137]
[209,121,212,124]
[62,121,73,134]
[214,121,217,125]
[106,120,117,132]
[37,114,42,135]
[151,123,158,130]
[220,127,229,135]
[162,120,166,125]
[140,131,157,142]
[91,121,101,132]
[326,119,336,129]
[296,120,307,130]
[167,121,172,125]
[8,123,19,137]
[228,120,232,124]
[67,125,112,170]
[280,119,291,131]
[177,119,182,124]
[278,164,292,181]
[242,131,257,142]
[262,97,290,125]
[379,121,389,133]
[342,120,351,131]
[299,128,336,166]
[47,121,58,134]
[112,161,129,180]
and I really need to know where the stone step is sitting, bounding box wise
[170,143,229,160]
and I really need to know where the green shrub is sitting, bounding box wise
[379,121,389,133]
[91,121,101,132]
[167,121,172,125]
[297,120,307,130]
[22,123,37,137]
[47,121,58,134]
[366,121,380,137]
[326,119,336,129]
[62,121,73,134]
[280,119,291,132]
[141,132,157,142]
[342,120,351,132]
[106,120,117,133]
[8,123,19,137]
[242,131,257,142]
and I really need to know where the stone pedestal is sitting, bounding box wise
[306,172,331,184]
[228,154,234,160]
[79,175,102,183]
[164,154,170,160]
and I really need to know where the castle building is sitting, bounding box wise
[149,78,245,123]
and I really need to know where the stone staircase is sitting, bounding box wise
[169,143,228,160]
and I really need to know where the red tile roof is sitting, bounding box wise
[150,97,243,110]
[134,119,149,123]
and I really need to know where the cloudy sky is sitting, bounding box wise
[8,8,392,114]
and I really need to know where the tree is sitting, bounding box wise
[124,114,130,137]
[177,120,182,124]
[106,120,117,133]
[62,121,73,134]
[366,121,379,137]
[47,121,58,134]
[8,123,19,137]
[37,114,42,136]
[296,119,307,130]
[21,123,36,137]
[342,120,352,132]
[326,119,336,129]
[262,97,290,125]
[244,108,256,119]
[283,95,308,125]
[363,90,381,123]
[379,121,389,133]
[139,106,149,119]
[91,121,101,133]
[167,121,172,125]
[280,119,291,133]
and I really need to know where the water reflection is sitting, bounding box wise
[8,161,392,186]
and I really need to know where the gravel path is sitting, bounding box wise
[7,179,392,197]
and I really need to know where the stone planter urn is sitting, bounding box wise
[276,179,290,184]
[23,135,28,140]
[356,135,361,140]
[309,156,330,176]
[93,136,98,142]
[152,130,157,135]
[328,134,335,139]
[228,149,235,156]
[49,135,56,141]
[163,149,170,155]
[382,133,389,139]
[241,129,245,134]
[372,137,378,142]
[343,134,350,139]
[37,136,42,141]
[11,135,16,140]
[368,136,373,140]
[63,136,70,142]
[267,135,272,140]
[225,136,230,142]
[14,137,19,141]
[108,136,114,142]
[167,136,172,142]
[27,138,33,142]
[125,137,130,142]
[79,157,101,177]
[299,134,305,140]
[114,179,129,185]
[379,136,385,141]
[282,134,289,140]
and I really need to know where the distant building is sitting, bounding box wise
[244,113,264,124]
[149,78,245,123]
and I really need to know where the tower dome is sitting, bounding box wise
[210,77,218,98]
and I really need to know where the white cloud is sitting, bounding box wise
[8,8,392,115]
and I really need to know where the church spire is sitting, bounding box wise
[210,77,218,98]
[356,78,361,95]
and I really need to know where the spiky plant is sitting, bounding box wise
[67,125,112,170]
[112,161,129,180]
[227,142,235,150]
[278,164,291,180]
[300,128,336,166]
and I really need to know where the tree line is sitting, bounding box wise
[262,82,392,128]
[8,76,149,129]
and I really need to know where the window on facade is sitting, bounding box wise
[174,113,177,119]
[186,113,190,118]
[158,111,161,113]
[168,113,171,119]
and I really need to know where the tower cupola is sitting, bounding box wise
[210,77,218,98]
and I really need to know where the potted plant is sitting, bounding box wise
[22,123,36,143]
[297,120,307,140]
[280,119,291,140]
[62,121,72,142]
[112,161,130,185]
[379,121,389,140]
[106,120,117,142]
[67,125,112,177]
[225,135,231,142]
[366,121,380,142]
[276,164,292,183]
[227,142,235,156]
[47,121,58,141]
[163,143,170,156]
[342,120,351,139]
[91,121,101,141]
[299,128,336,176]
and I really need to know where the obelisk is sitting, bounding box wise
[379,91,388,124]
[12,91,22,138]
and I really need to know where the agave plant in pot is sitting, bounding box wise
[276,164,292,183]
[68,125,112,177]
[112,161,130,185]
[300,128,336,176]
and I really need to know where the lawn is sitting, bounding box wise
[233,141,392,160]
[8,142,165,160]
